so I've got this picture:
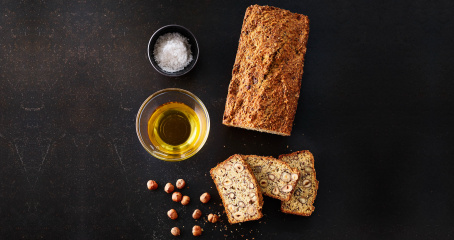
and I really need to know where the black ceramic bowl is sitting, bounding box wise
[147,25,199,77]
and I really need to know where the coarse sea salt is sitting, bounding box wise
[153,32,193,73]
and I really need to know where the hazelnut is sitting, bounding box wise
[200,192,211,203]
[192,209,202,219]
[224,164,232,170]
[207,213,214,222]
[172,192,182,202]
[259,179,268,187]
[167,209,178,220]
[233,211,245,221]
[176,179,186,189]
[251,195,257,203]
[192,225,202,236]
[281,185,293,193]
[228,192,235,199]
[147,180,158,190]
[281,172,291,182]
[272,187,279,195]
[302,179,311,188]
[216,167,226,175]
[223,178,232,186]
[234,163,244,172]
[171,227,180,236]
[268,173,275,180]
[228,204,238,213]
[165,183,175,193]
[181,195,190,205]
[247,205,256,216]
[299,197,307,204]
[207,213,219,223]
[291,173,299,181]
[238,201,245,208]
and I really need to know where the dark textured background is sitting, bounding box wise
[1,0,453,239]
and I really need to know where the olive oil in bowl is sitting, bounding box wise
[136,88,210,161]
[147,102,200,155]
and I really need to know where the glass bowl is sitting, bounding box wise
[136,88,210,161]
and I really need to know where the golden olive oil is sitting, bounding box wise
[147,102,200,155]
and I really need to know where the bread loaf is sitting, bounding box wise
[210,155,264,224]
[242,155,300,201]
[222,5,310,136]
[279,150,318,216]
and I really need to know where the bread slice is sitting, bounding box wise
[222,5,310,136]
[210,155,264,224]
[242,155,300,201]
[279,150,318,216]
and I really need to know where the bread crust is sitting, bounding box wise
[222,5,310,136]
[279,150,318,216]
[210,154,264,224]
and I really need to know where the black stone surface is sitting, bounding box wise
[1,0,453,239]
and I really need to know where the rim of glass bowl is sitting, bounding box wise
[135,88,210,161]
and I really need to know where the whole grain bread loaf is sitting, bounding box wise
[222,5,310,136]
[242,155,300,201]
[210,155,264,224]
[279,150,318,216]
